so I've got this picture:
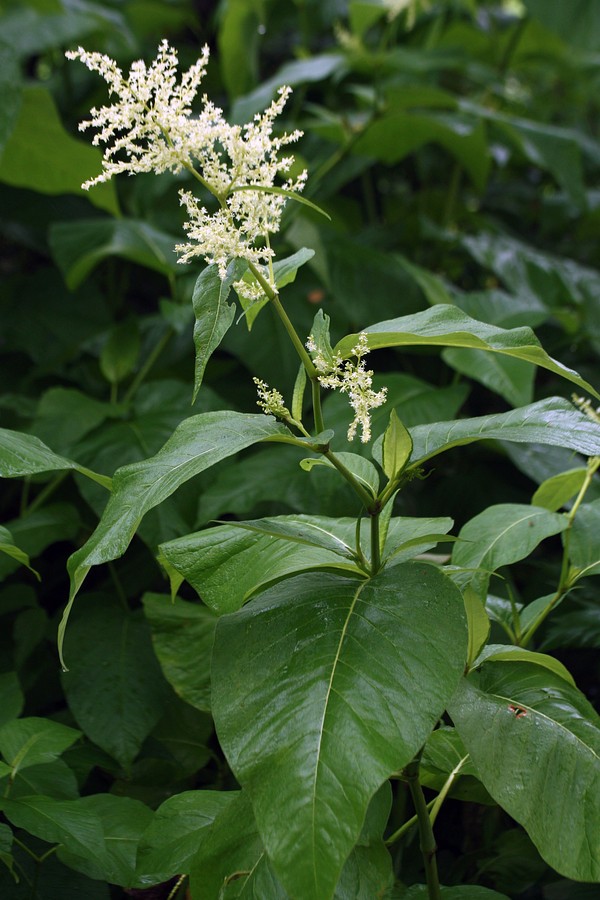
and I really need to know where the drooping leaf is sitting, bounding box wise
[450,661,600,881]
[0,796,105,859]
[61,598,170,769]
[211,565,467,900]
[334,305,599,399]
[142,593,216,713]
[407,398,600,470]
[0,527,39,580]
[452,504,568,596]
[0,86,118,214]
[61,412,288,666]
[0,427,111,489]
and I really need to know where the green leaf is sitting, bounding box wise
[464,586,490,666]
[0,428,111,490]
[137,790,236,884]
[0,86,118,215]
[381,409,412,482]
[221,516,359,561]
[49,218,179,290]
[192,261,245,400]
[99,320,140,386]
[472,645,575,687]
[0,796,105,859]
[568,499,600,580]
[0,821,14,880]
[142,593,216,713]
[0,40,22,158]
[0,718,81,774]
[452,504,568,596]
[407,398,600,469]
[442,348,535,408]
[334,306,599,400]
[0,526,39,580]
[57,795,154,887]
[211,565,467,900]
[61,411,288,666]
[532,467,588,511]
[31,388,115,455]
[236,248,316,330]
[449,661,600,881]
[0,504,79,583]
[0,674,23,729]
[4,760,79,802]
[61,598,170,769]
[301,453,380,498]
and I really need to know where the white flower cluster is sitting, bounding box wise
[66,42,306,284]
[253,377,290,420]
[307,333,387,443]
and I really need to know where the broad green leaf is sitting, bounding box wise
[57,795,154,887]
[450,661,600,881]
[4,759,79,802]
[61,411,288,665]
[0,796,105,859]
[421,727,476,779]
[212,565,467,900]
[472,645,575,687]
[0,526,39,580]
[0,718,81,775]
[301,453,380,498]
[0,674,23,729]
[99,320,140,386]
[137,790,236,885]
[334,306,599,400]
[464,586,490,666]
[236,248,315,330]
[142,593,215,713]
[381,409,412,482]
[568,499,600,579]
[353,111,491,190]
[192,260,246,400]
[49,218,179,290]
[61,598,170,769]
[407,398,600,469]
[532,467,588,511]
[0,40,22,158]
[222,516,359,561]
[442,348,535,408]
[452,504,568,596]
[0,428,111,489]
[0,86,117,214]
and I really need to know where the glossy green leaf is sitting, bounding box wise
[0,527,39,580]
[452,504,568,596]
[0,718,80,774]
[301,453,380,498]
[222,516,359,561]
[442,348,534,408]
[61,411,288,665]
[532,467,588,511]
[450,661,600,880]
[142,593,215,713]
[473,645,575,687]
[0,86,117,215]
[0,796,104,859]
[49,218,178,290]
[57,795,154,887]
[236,247,315,330]
[4,759,79,802]
[212,565,467,900]
[0,674,23,729]
[192,261,245,399]
[0,427,111,489]
[407,398,600,469]
[464,585,490,666]
[334,306,599,400]
[381,409,412,482]
[568,499,600,579]
[61,598,170,768]
[137,790,236,885]
[99,320,140,386]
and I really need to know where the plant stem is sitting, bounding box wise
[385,797,436,846]
[323,449,375,510]
[404,754,442,900]
[123,328,173,404]
[25,472,68,515]
[370,512,381,574]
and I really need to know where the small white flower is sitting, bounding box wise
[253,378,290,419]
[307,333,387,443]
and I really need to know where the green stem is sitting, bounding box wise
[370,512,381,575]
[385,798,436,847]
[123,328,173,405]
[311,378,325,434]
[323,449,375,510]
[404,754,442,900]
[25,472,68,516]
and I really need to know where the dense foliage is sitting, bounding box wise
[1,1,600,898]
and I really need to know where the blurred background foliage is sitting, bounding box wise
[1,0,600,897]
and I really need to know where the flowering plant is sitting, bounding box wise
[2,25,600,900]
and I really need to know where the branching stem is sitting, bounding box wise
[404,753,442,900]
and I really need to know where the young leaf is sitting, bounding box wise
[334,306,599,400]
[450,661,600,881]
[211,565,467,900]
[192,260,246,400]
[292,362,307,423]
[532,467,588,511]
[381,409,412,483]
[464,586,490,667]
